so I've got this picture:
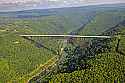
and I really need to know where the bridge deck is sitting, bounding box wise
[20,35,113,38]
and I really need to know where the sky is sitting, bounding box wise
[0,0,125,12]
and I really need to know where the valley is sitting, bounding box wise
[0,3,125,83]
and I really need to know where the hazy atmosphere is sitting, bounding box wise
[0,0,125,11]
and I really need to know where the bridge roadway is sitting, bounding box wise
[20,35,113,38]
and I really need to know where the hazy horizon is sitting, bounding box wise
[0,0,125,12]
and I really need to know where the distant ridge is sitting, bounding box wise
[0,3,125,13]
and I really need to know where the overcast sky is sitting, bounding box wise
[0,0,125,12]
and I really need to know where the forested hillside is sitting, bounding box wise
[0,3,125,83]
[49,19,125,83]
